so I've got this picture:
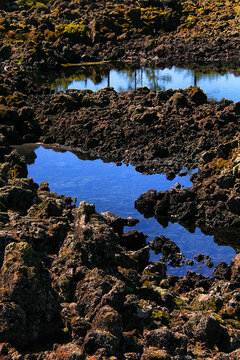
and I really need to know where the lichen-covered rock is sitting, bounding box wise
[184,312,230,351]
[42,343,85,360]
[74,201,136,269]
[75,268,126,319]
[0,231,16,267]
[0,177,38,214]
[140,262,167,286]
[0,242,61,346]
[84,329,120,357]
[143,327,187,356]
[230,253,240,287]
[92,305,123,337]
[141,347,171,360]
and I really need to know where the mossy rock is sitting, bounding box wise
[6,92,26,108]
[0,242,61,346]
[151,307,171,326]
[188,85,207,105]
[141,346,171,359]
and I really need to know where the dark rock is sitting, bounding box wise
[217,174,235,189]
[189,86,207,105]
[141,348,171,359]
[101,211,139,235]
[38,180,50,192]
[0,231,16,267]
[194,254,211,263]
[18,106,35,121]
[0,45,11,60]
[4,149,27,178]
[84,329,120,356]
[92,305,122,337]
[53,343,84,359]
[0,212,9,224]
[184,259,194,266]
[212,262,231,280]
[227,196,240,215]
[200,150,215,164]
[128,246,150,272]
[74,201,135,270]
[61,303,91,339]
[151,235,179,255]
[171,92,189,108]
[135,190,157,217]
[177,201,196,222]
[154,193,170,216]
[75,268,126,319]
[174,271,212,294]
[184,313,230,351]
[122,330,143,354]
[0,178,38,213]
[38,198,63,218]
[150,235,183,267]
[120,230,147,251]
[143,327,187,355]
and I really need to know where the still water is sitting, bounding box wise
[16,144,236,277]
[48,65,240,102]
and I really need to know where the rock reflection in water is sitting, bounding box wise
[36,63,240,101]
[15,144,236,276]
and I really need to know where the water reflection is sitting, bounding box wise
[36,63,240,101]
[15,144,236,276]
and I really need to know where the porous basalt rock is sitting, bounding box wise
[0,0,239,70]
[0,241,61,346]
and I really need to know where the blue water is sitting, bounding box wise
[60,66,240,102]
[20,145,236,277]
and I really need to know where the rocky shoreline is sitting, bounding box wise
[1,151,240,359]
[0,81,240,358]
[1,0,240,358]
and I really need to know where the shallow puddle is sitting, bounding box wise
[46,65,240,102]
[15,144,236,276]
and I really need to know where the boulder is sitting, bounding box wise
[184,312,230,351]
[0,242,60,346]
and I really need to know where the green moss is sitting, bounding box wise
[142,346,171,359]
[17,0,48,8]
[202,145,238,177]
[234,5,240,14]
[151,308,171,326]
[6,92,25,107]
[186,15,196,23]
[174,296,185,308]
[55,22,88,42]
[206,297,222,312]
[225,319,240,329]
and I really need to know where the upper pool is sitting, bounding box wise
[44,65,240,102]
[15,144,236,277]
